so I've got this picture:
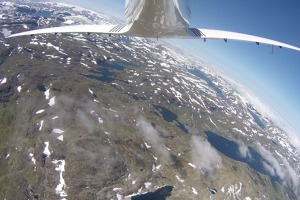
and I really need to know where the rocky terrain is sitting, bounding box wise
[0,1,299,199]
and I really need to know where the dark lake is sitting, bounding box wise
[37,84,47,92]
[97,60,127,71]
[153,105,189,134]
[83,66,116,83]
[188,68,226,99]
[32,11,52,18]
[83,61,138,83]
[248,108,266,129]
[131,185,174,200]
[17,6,52,18]
[206,131,280,182]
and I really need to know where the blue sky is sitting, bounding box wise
[61,0,300,137]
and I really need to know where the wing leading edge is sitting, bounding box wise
[4,25,300,52]
[189,28,300,52]
[4,24,129,38]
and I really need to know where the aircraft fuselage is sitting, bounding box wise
[125,0,191,38]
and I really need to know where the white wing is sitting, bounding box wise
[5,24,129,38]
[5,24,300,52]
[189,28,300,52]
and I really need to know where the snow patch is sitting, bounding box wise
[29,153,37,171]
[17,86,22,92]
[188,163,196,169]
[63,19,75,25]
[36,109,45,114]
[144,182,151,189]
[173,77,180,83]
[97,117,103,124]
[175,175,184,183]
[152,164,156,172]
[164,145,171,151]
[144,142,151,148]
[39,120,44,131]
[45,89,50,100]
[43,142,51,157]
[53,129,65,134]
[221,186,225,193]
[208,117,216,126]
[116,194,122,200]
[113,188,122,192]
[153,155,158,161]
[160,63,169,68]
[192,187,198,195]
[52,159,68,198]
[57,135,64,141]
[233,128,247,136]
[49,96,56,106]
[225,183,243,199]
[0,77,7,85]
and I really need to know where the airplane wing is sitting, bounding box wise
[4,24,300,52]
[188,28,300,52]
[4,24,129,38]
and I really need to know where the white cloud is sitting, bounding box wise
[262,161,276,176]
[137,117,172,164]
[256,144,284,179]
[281,157,299,193]
[191,136,222,177]
[76,109,95,133]
[237,140,251,159]
[257,144,299,194]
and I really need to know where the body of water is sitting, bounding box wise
[32,11,52,18]
[17,6,52,18]
[131,185,174,200]
[206,131,280,182]
[37,84,47,92]
[98,61,125,71]
[248,108,266,129]
[153,105,189,134]
[188,69,226,99]
[83,61,138,83]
